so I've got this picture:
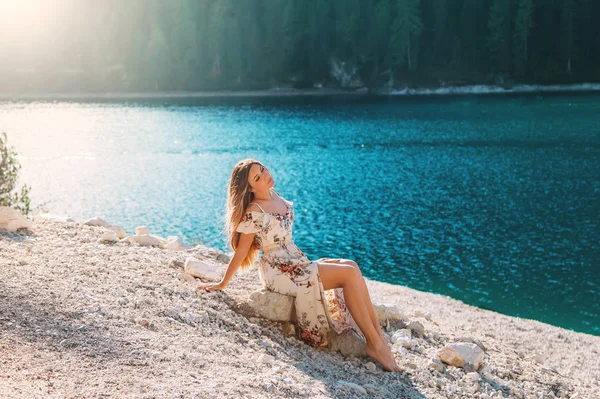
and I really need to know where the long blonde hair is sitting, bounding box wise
[225,158,263,271]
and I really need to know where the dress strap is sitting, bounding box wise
[248,202,267,213]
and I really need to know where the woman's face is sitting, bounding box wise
[248,163,274,192]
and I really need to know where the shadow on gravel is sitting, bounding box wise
[0,280,122,362]
[0,228,37,242]
[218,290,427,399]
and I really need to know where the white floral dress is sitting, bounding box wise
[236,189,366,348]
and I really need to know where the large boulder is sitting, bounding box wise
[328,329,366,357]
[247,288,294,322]
[0,207,33,232]
[247,288,369,357]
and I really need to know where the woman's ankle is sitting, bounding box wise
[366,336,385,350]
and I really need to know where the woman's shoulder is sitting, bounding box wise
[245,203,263,213]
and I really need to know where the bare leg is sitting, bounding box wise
[323,259,386,341]
[318,263,400,372]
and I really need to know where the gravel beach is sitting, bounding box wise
[1,216,598,398]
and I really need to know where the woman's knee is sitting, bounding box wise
[336,259,362,275]
[317,263,360,290]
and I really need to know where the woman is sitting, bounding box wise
[197,159,401,372]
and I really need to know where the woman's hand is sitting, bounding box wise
[196,280,227,291]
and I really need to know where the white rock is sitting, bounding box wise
[407,320,425,337]
[184,257,221,282]
[124,235,165,247]
[391,330,413,349]
[0,207,33,232]
[428,359,445,372]
[83,217,127,239]
[454,336,488,352]
[438,343,485,370]
[532,354,545,364]
[178,272,197,284]
[165,237,186,251]
[256,354,275,364]
[135,226,150,235]
[108,225,127,239]
[464,372,480,383]
[83,217,113,227]
[98,231,119,243]
[336,381,367,395]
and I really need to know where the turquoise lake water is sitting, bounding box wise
[1,93,598,336]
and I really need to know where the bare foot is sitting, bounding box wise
[365,339,401,372]
[373,328,400,366]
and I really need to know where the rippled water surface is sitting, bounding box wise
[1,93,599,335]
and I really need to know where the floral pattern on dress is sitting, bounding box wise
[235,189,366,347]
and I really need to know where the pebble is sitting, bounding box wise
[465,372,480,383]
[407,321,425,337]
[532,355,544,364]
[427,359,445,372]
[216,253,230,264]
[335,381,367,395]
[405,361,418,370]
[256,354,275,364]
[365,362,377,371]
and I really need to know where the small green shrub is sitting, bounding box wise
[0,132,49,216]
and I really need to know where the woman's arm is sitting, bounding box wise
[196,231,256,291]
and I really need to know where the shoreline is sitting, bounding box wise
[1,215,599,398]
[1,82,600,100]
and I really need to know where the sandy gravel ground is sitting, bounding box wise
[1,217,598,398]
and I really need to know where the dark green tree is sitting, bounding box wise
[488,0,513,74]
[513,0,534,78]
[560,0,575,74]
[389,0,423,70]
